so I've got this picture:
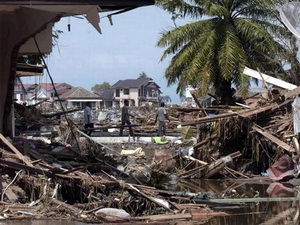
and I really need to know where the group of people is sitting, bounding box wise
[83,101,170,137]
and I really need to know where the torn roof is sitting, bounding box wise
[0,1,154,10]
[16,63,44,77]
[0,0,155,34]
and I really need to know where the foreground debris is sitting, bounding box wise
[0,129,227,223]
[5,84,300,223]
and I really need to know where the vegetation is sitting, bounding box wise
[156,0,297,104]
[161,95,172,103]
[139,71,151,79]
[91,82,111,93]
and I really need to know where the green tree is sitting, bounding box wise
[156,0,288,104]
[91,82,111,92]
[139,71,149,78]
[161,95,172,103]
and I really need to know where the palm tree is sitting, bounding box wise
[156,0,288,104]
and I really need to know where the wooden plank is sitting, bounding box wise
[181,111,237,126]
[194,196,300,204]
[134,213,192,221]
[0,158,52,176]
[0,133,33,167]
[203,156,232,178]
[191,210,229,218]
[50,198,81,215]
[193,139,209,149]
[237,104,275,118]
[1,178,18,203]
[190,92,208,116]
[252,126,295,152]
[243,67,297,90]
[174,203,207,209]
[284,86,300,99]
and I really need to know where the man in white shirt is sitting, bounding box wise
[155,102,170,136]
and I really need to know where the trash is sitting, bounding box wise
[121,147,145,157]
[152,136,169,144]
[95,208,131,218]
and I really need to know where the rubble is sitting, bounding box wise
[2,85,300,223]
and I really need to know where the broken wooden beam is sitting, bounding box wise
[0,133,33,167]
[284,86,300,100]
[134,213,192,222]
[182,111,237,126]
[0,158,53,176]
[252,125,295,152]
[190,91,208,116]
[203,156,232,178]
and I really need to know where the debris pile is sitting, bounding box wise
[3,84,300,223]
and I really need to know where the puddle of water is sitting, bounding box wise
[117,166,300,224]
[177,179,300,225]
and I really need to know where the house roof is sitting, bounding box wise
[97,89,114,100]
[145,81,160,89]
[112,77,152,88]
[60,87,99,99]
[14,83,72,94]
[14,83,37,92]
[39,83,72,91]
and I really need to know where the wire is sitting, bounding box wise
[33,37,81,151]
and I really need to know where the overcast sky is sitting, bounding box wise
[23,5,187,103]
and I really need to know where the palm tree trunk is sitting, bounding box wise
[214,78,235,105]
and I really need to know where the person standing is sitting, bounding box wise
[119,99,134,137]
[155,102,170,136]
[83,102,94,136]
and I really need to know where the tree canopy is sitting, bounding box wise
[139,71,150,78]
[156,0,293,104]
[161,95,172,103]
[91,82,111,93]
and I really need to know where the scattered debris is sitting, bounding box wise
[3,84,300,223]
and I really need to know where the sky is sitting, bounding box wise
[23,5,186,103]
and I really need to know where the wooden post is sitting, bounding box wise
[203,156,232,178]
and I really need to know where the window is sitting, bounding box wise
[123,88,130,95]
[73,102,80,108]
[51,92,58,98]
[116,89,120,97]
